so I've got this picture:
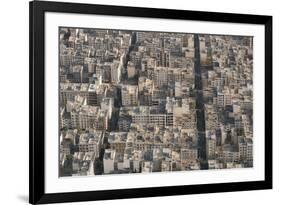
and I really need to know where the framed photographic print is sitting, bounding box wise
[29,0,272,204]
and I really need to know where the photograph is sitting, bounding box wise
[59,27,254,177]
[0,0,277,204]
[28,1,272,203]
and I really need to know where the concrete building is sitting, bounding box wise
[103,149,116,174]
[121,85,138,106]
[127,61,136,79]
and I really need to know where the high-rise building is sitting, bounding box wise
[121,85,138,106]
[156,49,170,67]
[238,137,253,163]
[127,61,136,79]
[111,60,122,84]
[206,137,216,159]
[103,149,116,174]
[153,67,168,87]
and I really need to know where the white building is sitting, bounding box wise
[103,149,116,174]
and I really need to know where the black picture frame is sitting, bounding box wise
[29,1,272,204]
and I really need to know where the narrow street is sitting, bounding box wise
[194,34,208,170]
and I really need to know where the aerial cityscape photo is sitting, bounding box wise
[59,27,253,177]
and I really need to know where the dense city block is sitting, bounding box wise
[59,28,253,176]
